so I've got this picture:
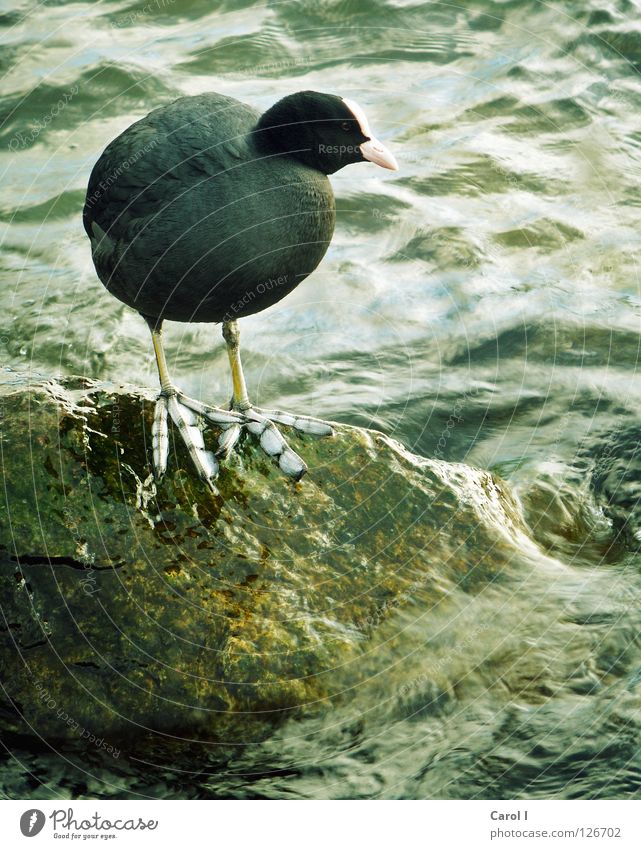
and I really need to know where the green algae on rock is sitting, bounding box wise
[0,376,531,746]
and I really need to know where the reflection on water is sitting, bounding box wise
[2,0,641,799]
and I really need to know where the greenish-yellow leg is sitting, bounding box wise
[149,322,246,490]
[221,319,334,481]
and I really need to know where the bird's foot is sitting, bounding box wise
[151,390,333,487]
[218,406,334,481]
[151,390,247,491]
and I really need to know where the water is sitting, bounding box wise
[2,0,641,799]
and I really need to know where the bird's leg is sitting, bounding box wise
[148,320,245,490]
[221,320,334,480]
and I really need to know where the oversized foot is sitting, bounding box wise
[151,390,333,487]
[151,390,246,491]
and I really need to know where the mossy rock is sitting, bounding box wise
[0,374,527,748]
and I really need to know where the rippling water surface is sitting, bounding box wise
[3,0,641,799]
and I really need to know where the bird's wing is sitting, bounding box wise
[83,94,260,244]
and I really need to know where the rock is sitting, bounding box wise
[0,374,530,748]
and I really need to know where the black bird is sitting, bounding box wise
[83,90,398,487]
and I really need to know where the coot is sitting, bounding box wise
[83,90,398,488]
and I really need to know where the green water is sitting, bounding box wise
[3,0,641,798]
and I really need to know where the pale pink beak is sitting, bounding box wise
[341,97,399,172]
[360,137,399,171]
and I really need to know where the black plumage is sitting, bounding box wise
[83,91,387,324]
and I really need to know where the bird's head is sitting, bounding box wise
[256,90,398,175]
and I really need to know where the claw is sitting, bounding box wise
[166,394,219,488]
[279,447,307,480]
[152,396,169,479]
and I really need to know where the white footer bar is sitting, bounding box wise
[1,799,640,848]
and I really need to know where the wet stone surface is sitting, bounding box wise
[0,377,529,749]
